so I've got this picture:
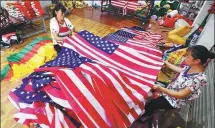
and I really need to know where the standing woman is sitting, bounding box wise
[50,3,76,53]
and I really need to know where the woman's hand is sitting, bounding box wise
[153,84,161,92]
[73,27,78,33]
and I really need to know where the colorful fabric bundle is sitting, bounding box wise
[168,25,191,37]
[1,37,57,81]
[157,46,187,83]
[30,1,46,16]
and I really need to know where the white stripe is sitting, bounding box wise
[128,78,151,93]
[94,64,136,109]
[13,113,37,120]
[80,64,105,82]
[54,107,62,128]
[71,36,157,79]
[127,41,162,53]
[39,124,50,128]
[127,113,135,123]
[46,92,73,109]
[110,68,144,102]
[63,69,111,127]
[116,48,162,67]
[119,46,163,65]
[66,38,154,85]
[8,95,20,110]
[45,103,54,124]
[19,103,34,109]
[57,108,69,128]
[57,74,100,128]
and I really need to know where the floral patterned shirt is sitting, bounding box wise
[163,66,207,108]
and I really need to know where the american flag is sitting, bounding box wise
[8,29,164,128]
[103,27,163,54]
[103,33,129,44]
[64,30,163,87]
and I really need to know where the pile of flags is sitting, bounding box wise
[8,28,164,127]
[103,26,163,48]
[5,1,45,20]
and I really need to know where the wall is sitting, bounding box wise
[196,14,214,50]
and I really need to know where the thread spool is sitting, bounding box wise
[167,10,178,18]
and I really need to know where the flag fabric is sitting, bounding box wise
[8,28,164,128]
[103,33,129,44]
[64,30,163,88]
[110,0,128,15]
[103,27,163,48]
[8,47,91,128]
[1,37,56,81]
[31,62,149,127]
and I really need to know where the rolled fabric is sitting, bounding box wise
[167,10,178,18]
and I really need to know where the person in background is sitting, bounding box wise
[140,45,215,122]
[50,3,77,53]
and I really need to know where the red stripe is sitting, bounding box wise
[55,70,109,128]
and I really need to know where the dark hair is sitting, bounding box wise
[52,3,66,17]
[188,45,215,64]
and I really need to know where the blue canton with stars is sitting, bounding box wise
[40,47,92,68]
[103,33,128,44]
[13,79,52,104]
[78,30,119,55]
[114,30,136,39]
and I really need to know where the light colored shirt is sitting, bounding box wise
[50,17,73,45]
[163,66,207,108]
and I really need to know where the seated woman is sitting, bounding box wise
[50,3,76,53]
[141,45,215,121]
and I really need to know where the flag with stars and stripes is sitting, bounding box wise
[64,30,164,88]
[103,33,129,44]
[103,27,163,48]
[8,29,164,128]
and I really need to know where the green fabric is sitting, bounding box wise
[135,9,147,18]
[169,1,180,10]
[7,37,51,62]
[1,64,11,80]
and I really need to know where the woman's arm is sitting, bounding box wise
[153,84,192,99]
[165,61,183,73]
[52,32,65,41]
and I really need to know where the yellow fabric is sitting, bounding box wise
[157,48,187,83]
[10,43,57,81]
[166,34,186,45]
[168,26,191,37]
